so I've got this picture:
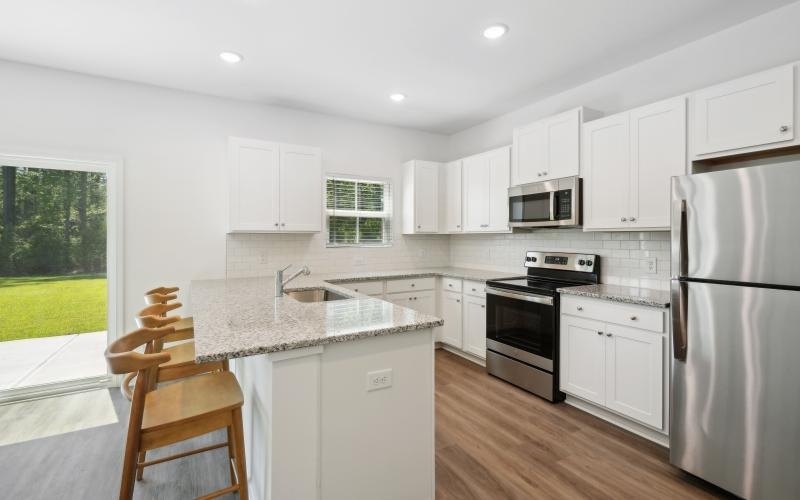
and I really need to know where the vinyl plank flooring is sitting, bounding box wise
[0,350,733,499]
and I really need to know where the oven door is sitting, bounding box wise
[485,286,556,372]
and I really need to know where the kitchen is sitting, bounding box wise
[0,1,799,499]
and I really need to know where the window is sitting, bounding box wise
[326,176,392,246]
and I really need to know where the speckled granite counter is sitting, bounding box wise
[557,284,670,308]
[191,267,516,362]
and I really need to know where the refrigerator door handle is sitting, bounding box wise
[671,199,687,278]
[671,280,688,361]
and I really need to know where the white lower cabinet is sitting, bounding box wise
[438,290,463,348]
[560,296,667,432]
[462,295,487,359]
[385,290,436,315]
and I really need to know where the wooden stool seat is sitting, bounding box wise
[142,371,243,433]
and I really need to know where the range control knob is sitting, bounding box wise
[586,260,593,266]
[578,259,586,266]
[525,256,532,262]
[531,256,537,262]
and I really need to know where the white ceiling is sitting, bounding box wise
[0,0,793,134]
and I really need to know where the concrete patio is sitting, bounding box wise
[0,332,107,391]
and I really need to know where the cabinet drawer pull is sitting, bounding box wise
[780,125,790,132]
[481,305,485,308]
[576,306,583,311]
[542,171,547,176]
[620,217,627,222]
[448,284,452,287]
[606,333,613,337]
[597,331,603,336]
[630,316,637,321]
[274,223,279,227]
[629,217,636,222]
[456,299,460,303]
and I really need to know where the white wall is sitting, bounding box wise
[0,60,449,332]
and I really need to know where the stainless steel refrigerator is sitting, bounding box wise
[670,162,800,499]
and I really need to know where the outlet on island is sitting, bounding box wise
[366,368,393,391]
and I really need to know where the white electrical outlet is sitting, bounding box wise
[644,257,657,274]
[366,369,393,391]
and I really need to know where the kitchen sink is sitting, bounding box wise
[285,288,349,302]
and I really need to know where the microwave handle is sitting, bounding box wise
[549,191,556,221]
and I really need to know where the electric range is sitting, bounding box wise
[485,251,599,402]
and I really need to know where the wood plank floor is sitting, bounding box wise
[0,349,732,499]
[435,349,732,499]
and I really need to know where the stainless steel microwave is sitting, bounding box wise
[508,176,581,228]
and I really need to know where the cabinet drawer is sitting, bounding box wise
[385,277,436,293]
[463,280,486,297]
[561,295,665,333]
[441,277,463,293]
[338,280,384,296]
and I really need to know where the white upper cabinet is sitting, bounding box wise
[692,64,795,158]
[583,114,631,230]
[462,146,510,233]
[629,97,687,228]
[583,96,686,231]
[279,144,323,232]
[443,160,463,233]
[512,107,601,186]
[228,137,321,233]
[402,160,440,234]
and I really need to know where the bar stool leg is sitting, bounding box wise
[136,450,146,480]
[226,425,236,485]
[232,407,249,500]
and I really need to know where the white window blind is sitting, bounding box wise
[326,176,392,246]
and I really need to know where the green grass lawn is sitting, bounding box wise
[0,274,107,342]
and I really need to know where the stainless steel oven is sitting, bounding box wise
[508,176,580,228]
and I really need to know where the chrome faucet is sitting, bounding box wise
[275,264,310,296]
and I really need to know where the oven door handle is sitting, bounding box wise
[486,286,554,306]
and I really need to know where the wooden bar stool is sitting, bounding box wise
[144,286,194,337]
[105,326,248,500]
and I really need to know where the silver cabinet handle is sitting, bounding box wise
[417,225,421,229]
[629,217,636,222]
[606,333,613,337]
[537,172,542,177]
[354,289,359,292]
[274,223,279,227]
[542,171,548,176]
[456,225,461,228]
[620,217,627,222]
[481,305,485,308]
[408,297,412,301]
[448,284,452,287]
[472,288,477,292]
[630,316,637,321]
[577,306,583,311]
[456,299,460,303]
[780,125,790,132]
[597,331,603,336]
[281,223,286,226]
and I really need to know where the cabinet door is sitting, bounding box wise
[629,97,686,228]
[512,121,546,186]
[582,114,631,230]
[604,324,664,429]
[386,290,435,316]
[414,162,439,233]
[693,64,794,156]
[462,154,490,231]
[462,295,486,359]
[279,144,322,232]
[541,108,581,181]
[487,146,510,232]
[444,161,463,232]
[438,291,463,348]
[228,137,280,232]
[560,315,605,405]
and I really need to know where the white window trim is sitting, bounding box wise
[0,147,124,400]
[325,174,393,248]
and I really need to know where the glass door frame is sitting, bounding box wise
[0,148,123,403]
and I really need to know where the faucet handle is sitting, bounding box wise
[278,263,292,273]
[301,265,310,275]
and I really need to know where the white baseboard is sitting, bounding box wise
[436,343,486,367]
[564,395,669,447]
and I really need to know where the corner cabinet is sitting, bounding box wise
[560,295,668,436]
[583,96,686,231]
[402,160,440,234]
[228,137,322,233]
[462,146,510,233]
[692,64,796,159]
[511,107,601,186]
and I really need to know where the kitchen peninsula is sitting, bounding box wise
[190,272,446,500]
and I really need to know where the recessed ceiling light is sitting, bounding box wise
[390,93,406,102]
[483,24,508,40]
[219,51,243,64]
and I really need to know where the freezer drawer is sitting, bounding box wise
[670,281,800,500]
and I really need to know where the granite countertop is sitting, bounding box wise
[557,284,670,308]
[191,267,516,362]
